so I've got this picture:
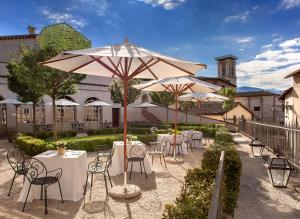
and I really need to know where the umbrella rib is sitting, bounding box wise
[67,59,96,73]
[136,58,158,80]
[107,57,123,77]
[130,58,155,79]
[127,57,133,74]
[41,54,82,64]
[90,56,123,78]
[157,58,195,76]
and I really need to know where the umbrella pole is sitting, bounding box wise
[123,78,128,189]
[174,94,178,158]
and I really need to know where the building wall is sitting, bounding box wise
[235,95,283,123]
[226,105,252,122]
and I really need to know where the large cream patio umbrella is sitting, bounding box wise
[178,92,228,123]
[134,76,221,161]
[41,40,206,197]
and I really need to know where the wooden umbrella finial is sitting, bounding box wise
[124,37,129,45]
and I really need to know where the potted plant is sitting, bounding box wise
[56,141,67,155]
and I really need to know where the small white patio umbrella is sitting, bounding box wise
[83,100,111,107]
[178,92,228,123]
[41,39,206,197]
[133,102,157,108]
[134,76,221,160]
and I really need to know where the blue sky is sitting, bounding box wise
[1,0,300,89]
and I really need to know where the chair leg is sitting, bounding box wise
[152,155,154,165]
[103,174,108,194]
[162,155,167,168]
[159,155,162,165]
[139,161,142,174]
[84,173,89,195]
[23,175,25,184]
[142,161,147,178]
[58,181,64,203]
[44,186,48,214]
[8,172,16,196]
[91,173,94,187]
[129,161,133,180]
[107,171,112,187]
[22,183,32,212]
[40,185,43,200]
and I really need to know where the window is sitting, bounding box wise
[254,106,260,111]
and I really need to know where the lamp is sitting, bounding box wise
[249,138,265,157]
[268,157,293,188]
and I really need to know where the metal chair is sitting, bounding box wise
[169,135,184,156]
[148,137,169,168]
[7,148,27,196]
[184,131,194,152]
[192,132,203,149]
[22,158,63,214]
[84,148,114,195]
[127,143,148,180]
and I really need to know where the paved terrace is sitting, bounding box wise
[233,133,300,219]
[0,140,207,219]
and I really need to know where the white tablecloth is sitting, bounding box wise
[18,150,87,203]
[157,134,188,155]
[109,141,152,176]
[181,130,203,148]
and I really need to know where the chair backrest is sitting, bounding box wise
[176,135,184,144]
[23,158,47,183]
[92,148,114,172]
[7,148,25,173]
[128,143,148,159]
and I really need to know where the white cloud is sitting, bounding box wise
[237,37,300,89]
[234,37,254,43]
[137,0,186,10]
[224,11,250,23]
[77,0,108,16]
[42,9,86,28]
[280,0,300,9]
[262,44,273,49]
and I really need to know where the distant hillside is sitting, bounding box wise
[237,86,282,94]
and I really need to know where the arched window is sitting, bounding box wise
[84,97,102,124]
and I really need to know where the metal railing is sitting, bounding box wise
[208,151,225,219]
[239,120,300,169]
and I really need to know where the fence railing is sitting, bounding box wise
[208,151,225,219]
[239,120,300,169]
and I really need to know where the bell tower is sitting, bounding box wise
[215,55,238,86]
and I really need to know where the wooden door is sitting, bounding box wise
[112,108,120,127]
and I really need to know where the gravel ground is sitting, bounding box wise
[233,133,300,219]
[0,140,208,219]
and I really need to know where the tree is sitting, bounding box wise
[109,79,141,106]
[149,92,175,122]
[7,46,45,136]
[219,87,236,124]
[38,23,91,140]
[179,101,195,124]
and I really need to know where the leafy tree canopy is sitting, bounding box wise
[149,91,175,107]
[219,87,236,111]
[109,79,141,106]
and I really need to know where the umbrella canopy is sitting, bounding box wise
[133,102,157,108]
[84,100,111,107]
[134,76,221,158]
[45,99,80,106]
[0,97,28,105]
[41,40,207,190]
[178,92,228,102]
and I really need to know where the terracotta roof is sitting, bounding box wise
[215,55,238,61]
[0,34,37,41]
[197,76,237,87]
[284,69,300,79]
[189,102,253,116]
[279,87,293,100]
[236,90,279,97]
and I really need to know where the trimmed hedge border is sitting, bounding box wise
[163,130,242,218]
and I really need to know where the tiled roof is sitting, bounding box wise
[236,91,279,97]
[278,87,293,100]
[0,34,37,41]
[197,76,237,87]
[284,69,300,79]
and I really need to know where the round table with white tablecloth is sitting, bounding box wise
[181,130,203,148]
[157,134,188,155]
[109,141,152,176]
[18,150,87,203]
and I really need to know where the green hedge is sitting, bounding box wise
[36,130,78,140]
[163,130,241,218]
[16,134,158,156]
[128,123,171,129]
[87,128,152,136]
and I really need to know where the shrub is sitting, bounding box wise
[87,128,152,136]
[16,136,54,156]
[196,126,216,138]
[128,123,171,129]
[36,130,78,140]
[214,131,234,144]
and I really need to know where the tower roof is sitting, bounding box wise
[215,55,238,61]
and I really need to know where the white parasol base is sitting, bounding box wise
[109,184,141,199]
[165,157,184,164]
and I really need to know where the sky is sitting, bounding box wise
[1,0,300,89]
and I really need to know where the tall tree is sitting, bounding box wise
[149,92,175,122]
[179,101,195,124]
[38,23,91,140]
[109,79,141,106]
[219,87,236,124]
[7,46,45,136]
